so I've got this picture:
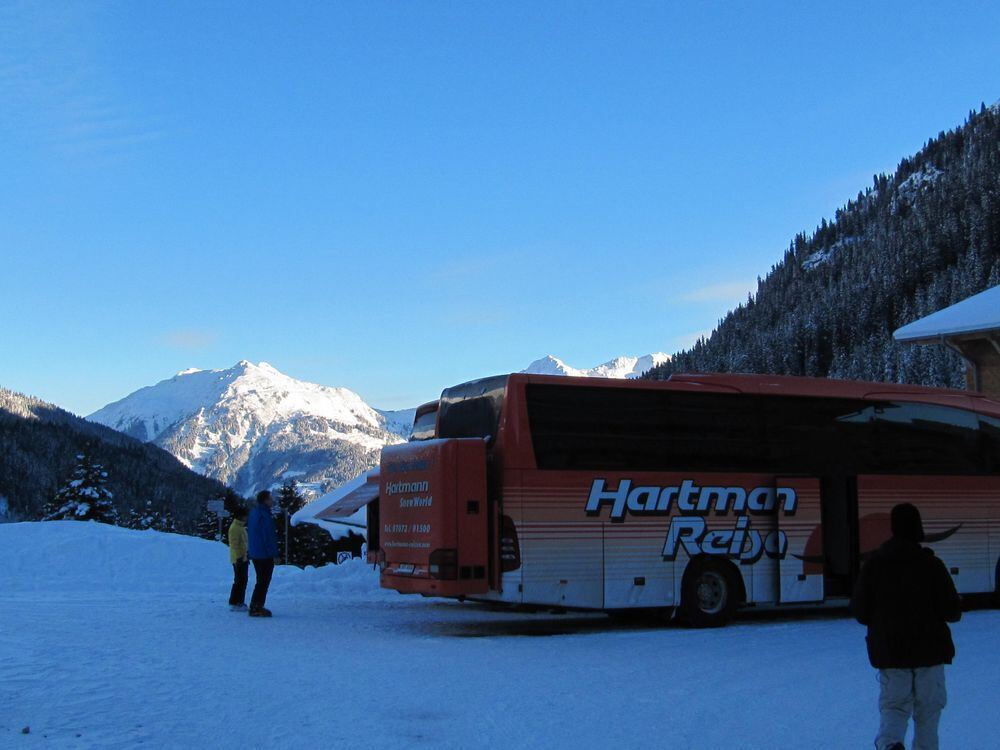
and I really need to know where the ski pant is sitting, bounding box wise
[876,665,947,750]
[229,560,248,605]
[250,558,275,609]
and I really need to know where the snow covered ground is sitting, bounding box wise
[1,522,998,749]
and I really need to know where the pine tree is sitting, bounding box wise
[197,493,225,541]
[276,481,306,564]
[221,488,246,517]
[126,501,157,530]
[195,505,222,541]
[156,506,178,533]
[195,490,247,542]
[126,501,180,533]
[44,450,119,524]
[277,480,306,517]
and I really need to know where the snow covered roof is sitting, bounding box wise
[894,285,1000,344]
[290,468,378,539]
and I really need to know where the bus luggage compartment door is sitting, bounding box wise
[775,476,824,604]
[379,439,490,596]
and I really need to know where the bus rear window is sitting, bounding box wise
[438,375,508,440]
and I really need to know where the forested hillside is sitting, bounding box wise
[648,103,1000,387]
[0,388,226,527]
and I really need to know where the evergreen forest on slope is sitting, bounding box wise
[648,103,1000,387]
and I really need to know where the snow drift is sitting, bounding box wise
[0,521,385,601]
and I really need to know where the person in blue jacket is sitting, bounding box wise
[247,490,279,617]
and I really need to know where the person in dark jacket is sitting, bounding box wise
[851,503,962,750]
[247,490,279,618]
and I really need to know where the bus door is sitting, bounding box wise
[819,475,858,598]
[379,440,491,596]
[774,476,824,604]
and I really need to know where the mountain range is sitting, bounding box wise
[89,361,410,499]
[522,353,669,379]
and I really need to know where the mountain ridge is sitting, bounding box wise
[89,361,408,498]
[522,353,670,379]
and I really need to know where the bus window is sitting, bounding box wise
[757,397,984,476]
[525,384,763,472]
[864,402,982,475]
[761,396,874,475]
[438,375,507,440]
[981,415,1000,472]
[409,403,438,442]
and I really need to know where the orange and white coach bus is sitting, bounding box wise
[326,373,1000,626]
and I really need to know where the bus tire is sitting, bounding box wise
[681,557,738,628]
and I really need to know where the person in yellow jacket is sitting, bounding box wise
[227,507,249,611]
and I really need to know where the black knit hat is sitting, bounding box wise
[891,503,925,543]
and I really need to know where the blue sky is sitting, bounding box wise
[1,1,998,414]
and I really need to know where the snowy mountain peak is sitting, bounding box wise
[523,355,579,377]
[89,362,406,497]
[522,353,670,379]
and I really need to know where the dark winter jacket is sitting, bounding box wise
[248,503,278,560]
[851,536,962,669]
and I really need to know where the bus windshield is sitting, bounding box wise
[409,402,438,442]
[437,375,508,440]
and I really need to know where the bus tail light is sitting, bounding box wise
[500,515,521,572]
[428,548,458,580]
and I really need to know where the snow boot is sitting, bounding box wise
[248,606,272,618]
[229,603,247,612]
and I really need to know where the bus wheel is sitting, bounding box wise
[681,558,738,628]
